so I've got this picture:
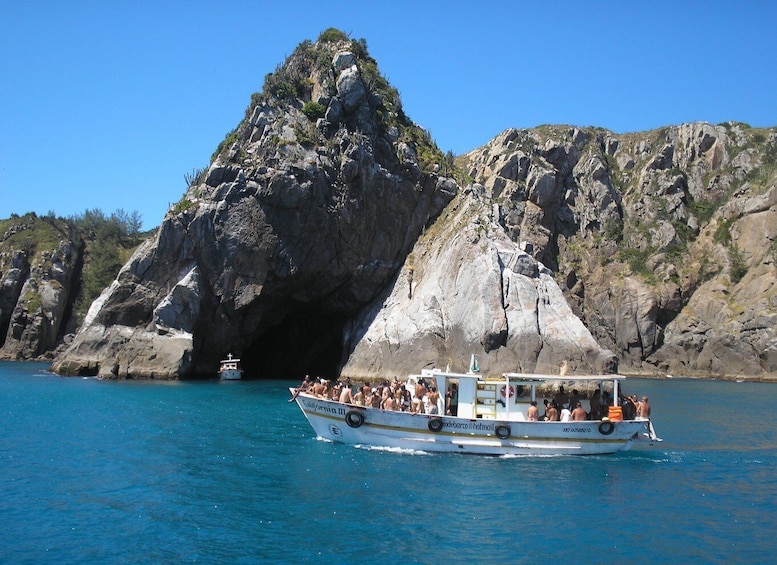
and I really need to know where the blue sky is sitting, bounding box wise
[2,1,775,230]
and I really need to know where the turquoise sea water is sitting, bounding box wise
[1,361,776,564]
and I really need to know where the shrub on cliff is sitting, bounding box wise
[67,208,147,320]
[302,101,326,121]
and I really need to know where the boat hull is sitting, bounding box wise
[220,369,242,381]
[292,392,655,456]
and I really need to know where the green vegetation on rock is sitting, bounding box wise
[214,28,455,177]
[302,100,326,121]
[66,209,148,320]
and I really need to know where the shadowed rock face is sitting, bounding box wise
[51,37,457,379]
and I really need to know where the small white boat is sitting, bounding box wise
[218,353,243,381]
[290,367,661,456]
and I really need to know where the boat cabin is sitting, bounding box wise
[406,368,626,422]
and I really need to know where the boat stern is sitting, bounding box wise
[631,418,663,445]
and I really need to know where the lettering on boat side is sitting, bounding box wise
[562,427,592,433]
[442,421,495,432]
[301,399,347,416]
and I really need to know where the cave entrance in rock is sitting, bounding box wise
[240,306,349,380]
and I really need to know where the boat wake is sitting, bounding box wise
[354,444,429,456]
[499,453,572,459]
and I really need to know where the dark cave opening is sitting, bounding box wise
[239,306,350,381]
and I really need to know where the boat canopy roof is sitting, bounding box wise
[501,373,627,382]
[419,369,626,383]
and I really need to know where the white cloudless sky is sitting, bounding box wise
[2,0,775,230]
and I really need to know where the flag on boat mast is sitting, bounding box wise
[469,354,480,373]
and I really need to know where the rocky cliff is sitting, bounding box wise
[52,31,461,378]
[38,30,777,380]
[0,216,82,359]
[462,123,777,376]
[340,185,618,379]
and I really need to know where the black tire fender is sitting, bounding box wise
[345,410,365,428]
[598,420,615,435]
[428,417,443,432]
[495,424,511,439]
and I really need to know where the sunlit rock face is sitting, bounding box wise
[461,123,777,377]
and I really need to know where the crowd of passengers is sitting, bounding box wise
[292,375,457,415]
[524,385,651,421]
[293,377,651,421]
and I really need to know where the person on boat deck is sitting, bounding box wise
[311,378,326,398]
[382,391,396,411]
[569,389,581,411]
[540,399,550,420]
[560,404,572,422]
[545,401,559,421]
[428,386,441,415]
[392,388,403,409]
[527,400,539,421]
[632,394,642,415]
[353,387,365,406]
[289,375,311,401]
[413,379,428,413]
[620,394,637,420]
[370,388,381,408]
[638,396,651,418]
[420,393,434,414]
[588,392,603,420]
[554,386,570,410]
[571,401,587,421]
[402,388,412,412]
[446,383,458,416]
[339,383,354,404]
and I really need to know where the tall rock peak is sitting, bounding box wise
[52,29,458,379]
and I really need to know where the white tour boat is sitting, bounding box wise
[290,365,661,456]
[218,353,243,381]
